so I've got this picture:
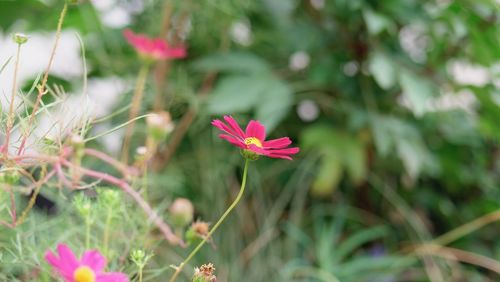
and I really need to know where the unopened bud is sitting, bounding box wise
[13,33,28,45]
[185,220,210,245]
[0,170,20,185]
[130,249,153,268]
[192,263,217,282]
[73,194,93,222]
[146,111,174,141]
[98,189,120,208]
[135,146,148,162]
[169,198,194,228]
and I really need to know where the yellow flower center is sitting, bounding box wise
[74,266,96,282]
[244,137,262,148]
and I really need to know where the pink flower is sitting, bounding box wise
[211,116,299,160]
[123,29,186,60]
[45,244,129,282]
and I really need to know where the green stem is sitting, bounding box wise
[103,208,113,257]
[121,64,150,164]
[139,266,143,282]
[85,219,91,249]
[168,159,250,282]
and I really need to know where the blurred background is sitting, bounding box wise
[0,0,499,281]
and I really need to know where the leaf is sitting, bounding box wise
[311,153,343,197]
[334,225,389,263]
[399,70,435,116]
[208,75,267,113]
[255,78,293,131]
[369,52,396,90]
[191,52,270,73]
[302,126,367,195]
[363,9,394,35]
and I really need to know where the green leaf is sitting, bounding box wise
[363,9,394,35]
[312,153,343,197]
[191,52,270,73]
[208,74,293,131]
[399,70,435,116]
[302,126,367,195]
[255,78,293,131]
[208,75,267,113]
[369,52,397,90]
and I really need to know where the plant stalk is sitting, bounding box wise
[168,159,250,282]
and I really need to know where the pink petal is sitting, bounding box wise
[263,153,293,160]
[245,120,266,142]
[265,147,300,155]
[164,47,187,58]
[219,134,246,149]
[45,245,79,281]
[56,244,80,270]
[223,116,246,139]
[81,250,106,273]
[263,137,291,149]
[212,120,241,140]
[248,145,299,160]
[96,272,130,282]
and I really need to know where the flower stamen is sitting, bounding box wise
[244,137,262,148]
[74,266,96,282]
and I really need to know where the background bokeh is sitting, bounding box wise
[0,0,499,281]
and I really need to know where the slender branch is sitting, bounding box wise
[60,159,182,246]
[18,3,68,155]
[17,169,56,225]
[169,159,250,282]
[4,43,23,154]
[414,244,500,274]
[84,148,135,178]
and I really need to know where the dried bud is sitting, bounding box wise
[146,111,174,141]
[192,263,217,282]
[185,220,210,245]
[169,198,194,228]
[12,33,28,45]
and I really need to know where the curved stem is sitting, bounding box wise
[169,159,250,282]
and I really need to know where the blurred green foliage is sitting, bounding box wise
[1,0,500,281]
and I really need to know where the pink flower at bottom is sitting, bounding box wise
[211,116,299,160]
[45,244,129,282]
[123,29,186,61]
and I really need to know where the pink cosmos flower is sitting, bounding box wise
[45,244,129,282]
[211,116,299,160]
[123,29,186,60]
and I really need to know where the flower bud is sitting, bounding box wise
[146,111,174,142]
[98,189,121,208]
[12,33,28,45]
[0,170,20,185]
[192,263,217,282]
[73,194,93,222]
[169,198,194,228]
[130,249,152,268]
[185,220,210,245]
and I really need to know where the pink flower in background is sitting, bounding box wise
[45,244,129,282]
[123,29,186,60]
[212,116,299,160]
